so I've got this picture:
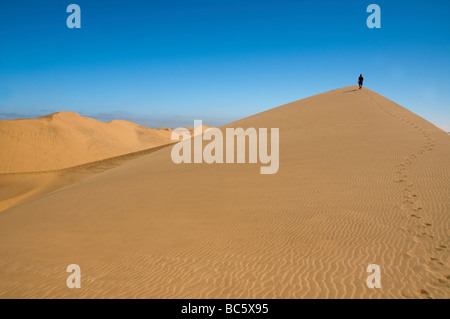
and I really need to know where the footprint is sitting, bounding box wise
[423,223,432,227]
[419,289,431,299]
[409,214,421,219]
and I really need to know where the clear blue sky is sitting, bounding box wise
[0,0,449,130]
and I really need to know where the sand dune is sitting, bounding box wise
[0,143,173,213]
[0,87,449,298]
[0,111,174,173]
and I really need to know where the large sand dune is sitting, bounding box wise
[0,87,449,298]
[0,111,174,173]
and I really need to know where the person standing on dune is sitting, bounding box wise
[358,74,364,89]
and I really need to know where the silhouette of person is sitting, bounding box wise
[358,74,364,89]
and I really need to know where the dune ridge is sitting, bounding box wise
[0,86,448,298]
[0,142,174,213]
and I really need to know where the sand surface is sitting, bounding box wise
[0,87,449,298]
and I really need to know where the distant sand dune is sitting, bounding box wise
[0,111,174,173]
[0,87,448,298]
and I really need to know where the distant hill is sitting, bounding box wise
[0,111,174,173]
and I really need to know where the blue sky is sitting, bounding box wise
[0,0,449,130]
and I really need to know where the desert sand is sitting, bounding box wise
[0,111,174,173]
[0,86,449,298]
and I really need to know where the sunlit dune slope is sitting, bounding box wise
[0,111,173,173]
[0,87,449,298]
